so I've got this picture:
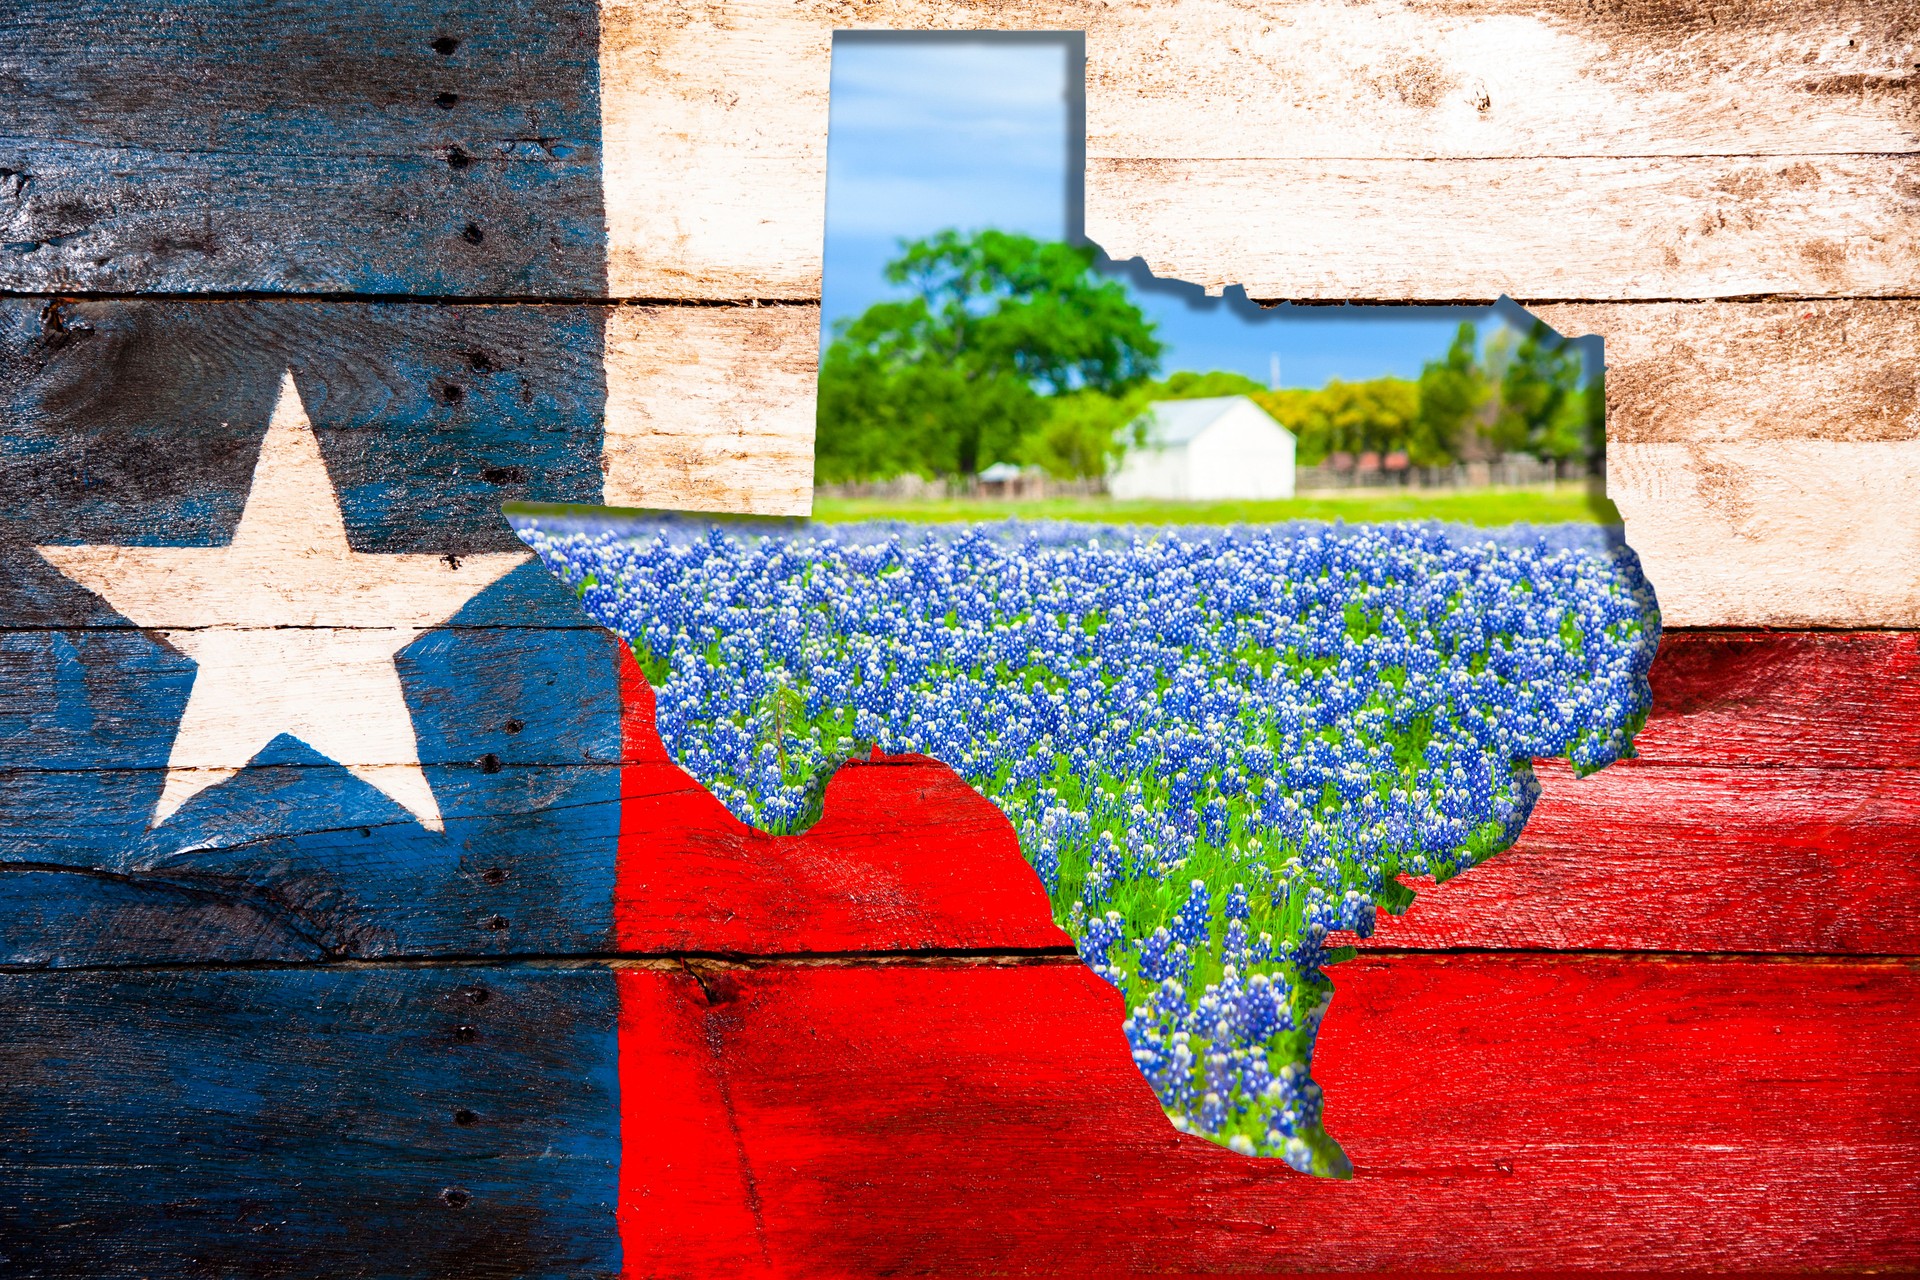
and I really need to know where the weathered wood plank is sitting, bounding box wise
[0,298,606,623]
[1528,300,1920,627]
[10,0,1911,301]
[8,955,1914,1275]
[1369,758,1920,954]
[12,631,1919,965]
[1638,630,1920,769]
[0,298,818,559]
[598,0,1920,300]
[0,965,623,1279]
[1090,154,1920,302]
[0,654,1070,965]
[1534,300,1920,448]
[0,763,620,965]
[0,0,605,296]
[617,955,1920,1274]
[601,303,818,516]
[0,627,626,769]
[1612,438,1920,627]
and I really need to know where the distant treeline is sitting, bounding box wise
[817,230,1601,483]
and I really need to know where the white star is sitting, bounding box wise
[37,372,528,831]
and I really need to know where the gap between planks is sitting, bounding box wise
[15,290,1920,308]
[8,949,1918,978]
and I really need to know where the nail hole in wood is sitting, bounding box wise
[435,92,460,109]
[504,719,524,735]
[441,383,464,404]
[431,36,459,55]
[453,1024,478,1042]
[481,866,508,885]
[446,145,471,170]
[453,1108,479,1126]
[485,914,509,931]
[465,987,490,1005]
[441,1187,472,1209]
[466,350,494,372]
[478,752,501,773]
[461,222,485,245]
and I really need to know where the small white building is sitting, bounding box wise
[1107,395,1296,501]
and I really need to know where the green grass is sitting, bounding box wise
[809,485,1619,527]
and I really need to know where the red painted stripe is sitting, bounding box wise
[615,966,768,1278]
[611,629,1920,1272]
[616,956,1920,1274]
[613,649,1067,955]
[1640,631,1920,768]
[1365,756,1920,953]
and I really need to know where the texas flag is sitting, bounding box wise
[4,3,1913,1277]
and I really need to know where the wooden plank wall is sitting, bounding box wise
[2,0,1917,1273]
[599,0,1920,624]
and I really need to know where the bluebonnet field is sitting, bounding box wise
[515,516,1661,1177]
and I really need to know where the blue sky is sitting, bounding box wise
[822,34,1589,387]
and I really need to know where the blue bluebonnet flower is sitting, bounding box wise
[515,515,1659,1174]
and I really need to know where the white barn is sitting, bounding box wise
[1107,396,1296,501]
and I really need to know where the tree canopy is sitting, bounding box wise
[815,230,1163,482]
[816,230,1602,483]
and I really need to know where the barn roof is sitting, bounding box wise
[1132,395,1287,448]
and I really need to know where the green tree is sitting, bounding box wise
[1495,320,1587,462]
[1022,389,1134,479]
[1254,379,1420,466]
[1414,322,1488,465]
[1025,369,1275,479]
[815,230,1162,482]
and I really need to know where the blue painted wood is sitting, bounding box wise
[0,765,622,964]
[0,965,623,1278]
[0,296,633,962]
[0,628,625,769]
[0,869,330,965]
[1,299,608,624]
[0,0,605,295]
[0,619,626,964]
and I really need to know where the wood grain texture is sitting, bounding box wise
[10,630,1917,967]
[0,0,606,296]
[1369,758,1920,954]
[1611,438,1920,627]
[8,0,1914,299]
[1362,630,1920,953]
[1089,154,1920,302]
[601,304,819,516]
[1634,630,1920,769]
[1525,300,1920,627]
[595,0,1920,300]
[617,956,1920,1274]
[1534,301,1920,448]
[0,965,623,1279]
[0,648,1073,966]
[613,654,1069,955]
[0,298,605,629]
[0,627,625,769]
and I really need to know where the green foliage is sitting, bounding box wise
[1412,322,1488,464]
[1153,369,1269,400]
[815,230,1163,481]
[817,229,1602,481]
[1021,389,1135,479]
[1242,320,1604,470]
[1253,378,1421,467]
[808,486,1621,527]
[1026,369,1275,479]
